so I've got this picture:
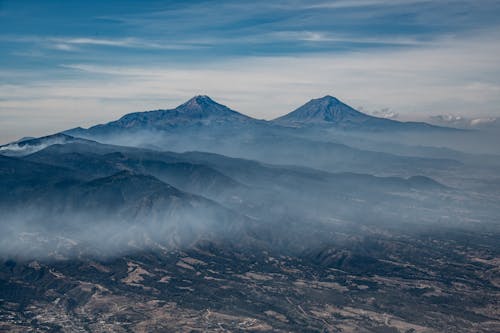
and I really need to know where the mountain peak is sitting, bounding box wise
[274,95,368,125]
[305,95,351,110]
[75,95,256,135]
[316,95,341,103]
[171,95,255,123]
[176,95,232,114]
[184,95,217,107]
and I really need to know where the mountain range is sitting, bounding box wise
[1,95,468,176]
[274,95,448,131]
[1,94,499,332]
[63,95,452,139]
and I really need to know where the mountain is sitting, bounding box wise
[60,95,461,151]
[3,139,451,228]
[275,95,370,124]
[0,133,96,157]
[0,155,251,256]
[55,95,464,176]
[65,95,261,139]
[66,95,454,139]
[24,142,243,199]
[0,154,78,203]
[273,95,452,131]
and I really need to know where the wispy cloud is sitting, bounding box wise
[51,43,78,51]
[428,114,498,129]
[304,0,432,10]
[269,31,429,45]
[53,37,137,47]
[369,108,399,119]
[1,35,205,52]
[49,37,202,50]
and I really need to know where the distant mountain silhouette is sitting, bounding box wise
[65,95,261,139]
[274,95,369,124]
[0,133,97,157]
[273,95,452,131]
[63,95,456,139]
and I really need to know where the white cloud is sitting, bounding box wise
[54,37,136,47]
[305,0,432,9]
[470,118,497,127]
[370,108,399,119]
[0,35,204,51]
[51,43,78,51]
[269,31,426,45]
[429,114,498,129]
[48,37,205,51]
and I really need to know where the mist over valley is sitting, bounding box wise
[1,95,499,332]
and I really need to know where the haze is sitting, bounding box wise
[1,2,500,332]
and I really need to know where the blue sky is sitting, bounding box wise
[1,0,500,142]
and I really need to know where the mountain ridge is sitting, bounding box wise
[0,133,99,157]
[273,95,370,124]
[272,95,454,131]
[62,95,455,139]
[66,95,260,139]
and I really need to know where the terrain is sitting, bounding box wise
[0,95,499,332]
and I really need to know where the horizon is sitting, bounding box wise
[0,93,451,145]
[1,0,500,142]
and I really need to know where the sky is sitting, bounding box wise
[1,0,500,143]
